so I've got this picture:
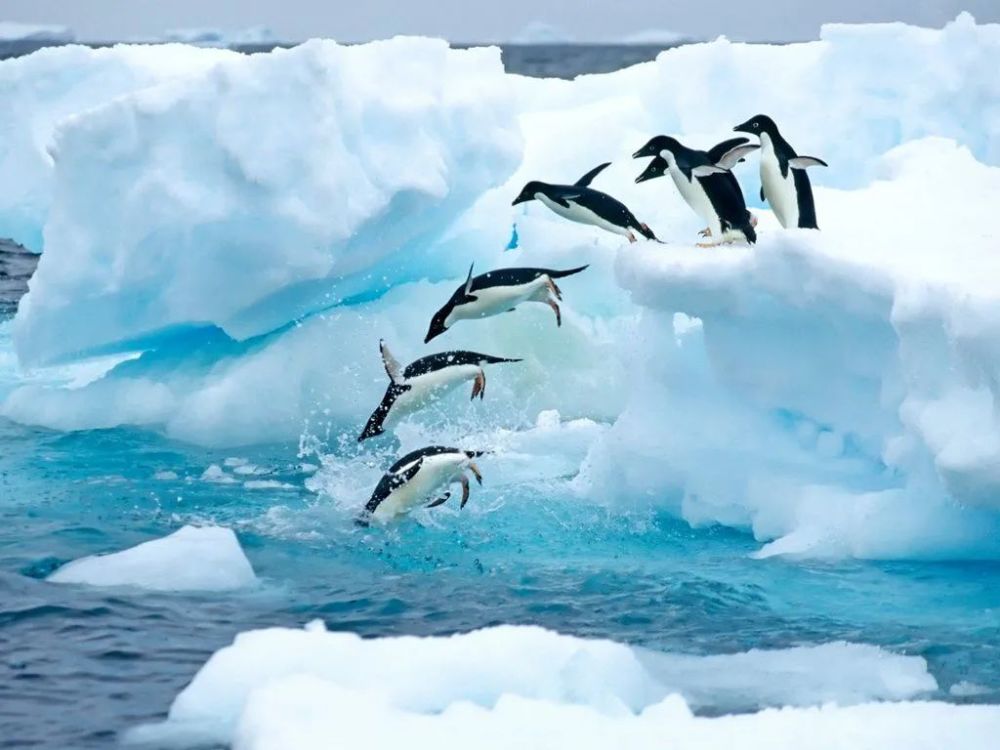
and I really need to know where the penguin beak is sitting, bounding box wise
[512,193,530,206]
[733,120,752,134]
[632,145,654,159]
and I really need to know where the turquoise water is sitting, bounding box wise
[2,413,999,747]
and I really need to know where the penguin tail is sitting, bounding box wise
[742,222,757,245]
[548,265,590,279]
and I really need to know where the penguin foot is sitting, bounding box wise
[545,276,563,301]
[750,213,759,227]
[698,227,712,238]
[427,492,451,508]
[627,232,637,243]
[468,461,483,485]
[547,298,562,326]
[696,241,719,248]
[470,370,486,400]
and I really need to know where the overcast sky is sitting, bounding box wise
[2,0,995,43]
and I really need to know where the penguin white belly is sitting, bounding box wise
[372,453,467,520]
[537,194,629,237]
[448,278,548,324]
[760,138,799,228]
[668,166,721,236]
[389,365,481,421]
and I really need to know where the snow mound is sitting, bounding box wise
[129,621,940,748]
[580,136,1000,559]
[0,43,233,251]
[14,36,520,365]
[47,525,257,591]
[0,22,74,42]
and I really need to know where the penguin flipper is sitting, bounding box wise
[760,186,766,202]
[692,164,728,177]
[379,339,403,383]
[707,137,750,164]
[574,162,612,187]
[714,143,760,170]
[789,156,828,169]
[427,492,451,508]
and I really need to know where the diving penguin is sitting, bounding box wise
[633,135,759,246]
[733,114,827,229]
[358,341,522,441]
[358,446,484,524]
[512,162,661,243]
[424,263,588,343]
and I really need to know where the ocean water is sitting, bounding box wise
[1,41,999,750]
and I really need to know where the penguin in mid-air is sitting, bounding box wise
[512,162,661,243]
[358,341,522,441]
[633,135,759,246]
[358,446,484,524]
[733,114,827,229]
[424,263,588,343]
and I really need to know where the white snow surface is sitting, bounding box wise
[129,621,950,749]
[0,22,74,42]
[46,525,257,591]
[3,15,1000,559]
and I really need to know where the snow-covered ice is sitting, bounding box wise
[129,620,979,750]
[0,14,997,562]
[47,525,257,591]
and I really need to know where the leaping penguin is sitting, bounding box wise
[358,446,484,524]
[633,136,759,246]
[358,341,522,441]
[512,162,661,243]
[424,263,588,343]
[733,114,827,229]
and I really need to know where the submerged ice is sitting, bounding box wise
[1,15,999,559]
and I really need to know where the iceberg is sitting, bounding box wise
[0,43,233,251]
[46,525,257,591]
[1,15,998,560]
[159,27,278,46]
[0,22,74,42]
[130,621,944,748]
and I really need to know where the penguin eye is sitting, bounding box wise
[753,122,759,129]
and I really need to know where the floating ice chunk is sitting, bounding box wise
[227,682,1000,750]
[153,470,179,480]
[130,622,942,748]
[201,465,237,484]
[47,525,257,591]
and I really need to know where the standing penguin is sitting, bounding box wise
[424,263,588,343]
[359,341,522,441]
[632,136,758,246]
[358,446,484,524]
[733,114,827,229]
[512,163,661,243]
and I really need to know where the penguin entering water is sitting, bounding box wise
[358,446,484,524]
[424,263,588,343]
[358,341,522,441]
[733,114,827,229]
[512,162,661,243]
[633,136,758,246]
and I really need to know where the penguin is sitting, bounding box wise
[358,446,484,524]
[358,341,522,441]
[512,162,661,243]
[424,263,588,343]
[733,114,827,229]
[633,135,759,246]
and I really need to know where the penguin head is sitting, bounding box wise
[734,114,779,137]
[512,181,545,205]
[633,135,682,160]
[635,156,668,184]
[425,264,477,343]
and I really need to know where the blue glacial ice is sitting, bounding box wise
[1,13,999,571]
